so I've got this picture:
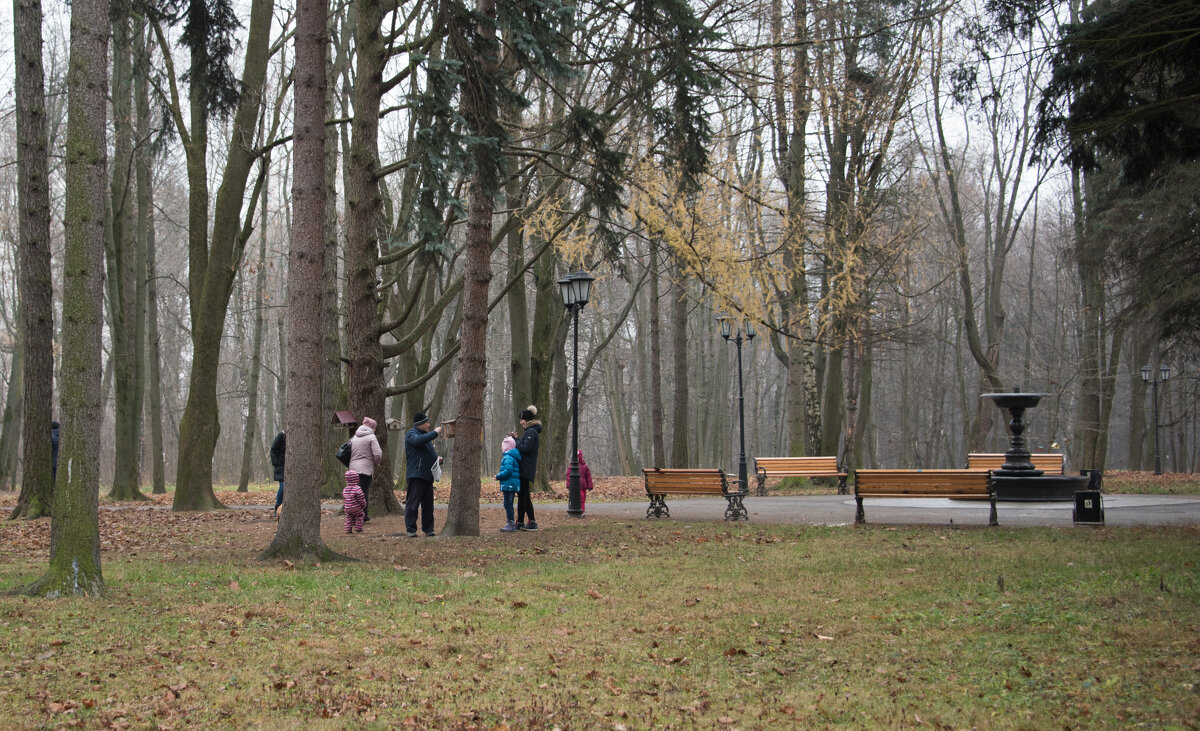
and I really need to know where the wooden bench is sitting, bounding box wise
[967,453,1064,473]
[642,468,748,521]
[853,469,997,526]
[755,456,848,496]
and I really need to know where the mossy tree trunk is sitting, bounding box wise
[169,0,274,511]
[22,0,108,597]
[11,0,54,520]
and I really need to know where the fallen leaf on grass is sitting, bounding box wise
[814,633,834,641]
[587,589,603,600]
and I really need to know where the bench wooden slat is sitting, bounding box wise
[853,469,997,526]
[754,456,848,496]
[642,468,747,521]
[966,453,1064,473]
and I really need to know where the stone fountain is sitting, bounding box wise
[981,390,1094,501]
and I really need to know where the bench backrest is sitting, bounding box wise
[854,469,991,497]
[754,456,841,475]
[643,468,730,495]
[966,453,1064,473]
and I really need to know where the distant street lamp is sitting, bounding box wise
[558,271,595,517]
[716,314,755,494]
[1140,364,1171,475]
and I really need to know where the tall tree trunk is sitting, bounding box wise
[772,0,815,459]
[648,242,665,466]
[11,0,55,519]
[443,0,499,536]
[1072,169,1105,470]
[171,0,274,511]
[107,1,146,500]
[133,22,164,495]
[669,260,689,467]
[261,0,338,561]
[320,18,346,499]
[1,346,25,494]
[344,0,398,516]
[238,174,269,492]
[24,0,108,596]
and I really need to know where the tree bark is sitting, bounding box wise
[23,0,108,596]
[134,23,166,495]
[443,0,499,536]
[107,0,147,500]
[669,259,690,467]
[646,242,666,467]
[171,0,274,511]
[261,0,339,562]
[238,176,269,492]
[11,0,55,519]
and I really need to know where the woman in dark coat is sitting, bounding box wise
[510,406,541,531]
[270,431,286,518]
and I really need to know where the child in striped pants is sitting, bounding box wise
[343,470,366,533]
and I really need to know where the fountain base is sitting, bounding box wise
[991,473,1094,502]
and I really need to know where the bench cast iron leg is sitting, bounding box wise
[725,494,749,521]
[988,493,998,527]
[646,495,669,519]
[756,470,767,497]
[838,475,848,496]
[855,496,865,524]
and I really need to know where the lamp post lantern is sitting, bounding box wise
[716,314,755,493]
[1140,363,1171,475]
[558,271,594,517]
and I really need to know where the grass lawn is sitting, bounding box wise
[1,492,1197,729]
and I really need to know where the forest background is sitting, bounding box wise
[0,0,1197,523]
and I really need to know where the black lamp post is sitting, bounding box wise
[558,271,594,517]
[1140,363,1170,475]
[716,314,755,493]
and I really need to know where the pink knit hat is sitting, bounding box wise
[361,417,377,430]
[502,435,516,452]
[345,470,359,486]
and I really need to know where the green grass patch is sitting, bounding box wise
[1,520,1197,728]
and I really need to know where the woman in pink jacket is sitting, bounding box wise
[349,417,383,520]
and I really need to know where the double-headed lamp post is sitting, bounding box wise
[716,314,755,493]
[558,271,594,517]
[1140,363,1171,475]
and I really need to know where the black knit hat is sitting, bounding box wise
[519,405,537,421]
[413,412,429,426]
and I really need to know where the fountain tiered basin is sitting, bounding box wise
[981,391,1093,501]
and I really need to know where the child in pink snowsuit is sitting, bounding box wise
[343,470,366,533]
[564,450,594,515]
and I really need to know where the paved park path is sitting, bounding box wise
[537,493,1200,528]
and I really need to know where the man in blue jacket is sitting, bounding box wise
[404,412,442,537]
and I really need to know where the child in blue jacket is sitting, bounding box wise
[496,435,522,532]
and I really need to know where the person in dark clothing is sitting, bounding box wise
[50,421,60,486]
[509,405,542,531]
[404,412,442,537]
[270,431,286,519]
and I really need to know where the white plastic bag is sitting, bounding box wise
[431,457,443,482]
